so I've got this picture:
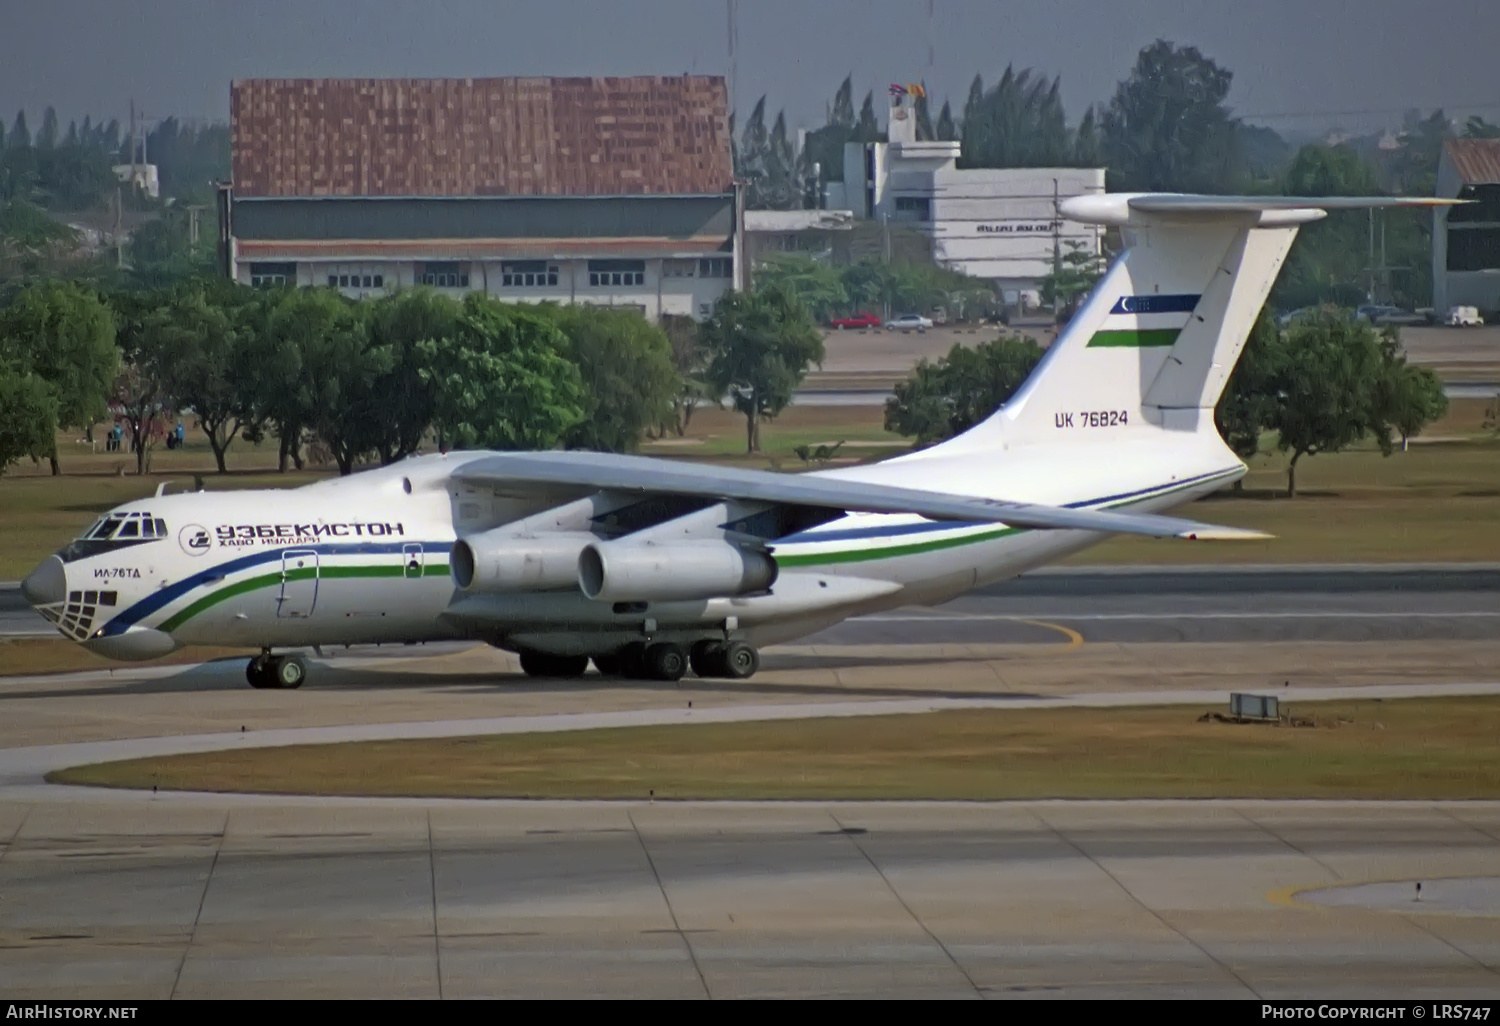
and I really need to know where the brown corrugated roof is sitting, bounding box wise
[1444,138,1500,185]
[231,77,732,198]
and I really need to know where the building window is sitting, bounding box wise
[421,262,469,288]
[698,257,732,279]
[249,262,296,288]
[1448,228,1500,272]
[326,266,389,294]
[894,196,931,221]
[588,259,645,287]
[501,261,560,287]
[663,260,696,278]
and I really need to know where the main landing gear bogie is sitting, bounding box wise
[517,639,762,682]
[246,652,307,690]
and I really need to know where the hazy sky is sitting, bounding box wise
[3,0,1498,139]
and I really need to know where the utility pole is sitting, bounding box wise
[726,0,737,121]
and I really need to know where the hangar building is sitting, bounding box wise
[218,76,741,320]
[1433,138,1500,317]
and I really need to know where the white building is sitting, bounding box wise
[1433,138,1500,316]
[825,91,1104,303]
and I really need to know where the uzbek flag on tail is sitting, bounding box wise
[1086,293,1202,348]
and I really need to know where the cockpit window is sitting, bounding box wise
[87,517,123,540]
[59,510,164,563]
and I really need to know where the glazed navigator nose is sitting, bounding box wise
[20,555,66,607]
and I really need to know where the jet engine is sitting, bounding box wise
[577,540,777,603]
[451,531,597,592]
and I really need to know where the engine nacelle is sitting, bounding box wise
[578,540,777,603]
[451,531,597,592]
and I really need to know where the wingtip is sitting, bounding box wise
[1177,527,1275,541]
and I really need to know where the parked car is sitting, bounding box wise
[828,312,882,330]
[1355,304,1426,326]
[1278,307,1317,327]
[1444,305,1484,327]
[885,313,934,331]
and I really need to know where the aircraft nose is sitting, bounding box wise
[20,555,66,607]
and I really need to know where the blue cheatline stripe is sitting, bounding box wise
[776,467,1241,545]
[1108,294,1201,315]
[101,540,455,637]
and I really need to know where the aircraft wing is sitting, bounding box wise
[451,451,1266,541]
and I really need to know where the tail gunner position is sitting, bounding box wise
[20,193,1451,689]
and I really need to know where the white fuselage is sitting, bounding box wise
[35,430,1243,662]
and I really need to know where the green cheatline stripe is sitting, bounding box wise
[774,471,1241,568]
[777,525,1020,567]
[1087,328,1181,348]
[157,559,451,632]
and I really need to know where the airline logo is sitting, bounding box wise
[1087,293,1200,348]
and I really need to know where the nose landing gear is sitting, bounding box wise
[246,651,307,690]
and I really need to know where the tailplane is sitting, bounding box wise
[932,194,1454,454]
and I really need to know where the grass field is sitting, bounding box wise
[0,638,253,677]
[2,400,1498,579]
[49,696,1500,800]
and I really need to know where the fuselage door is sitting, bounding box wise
[403,543,424,579]
[278,549,319,618]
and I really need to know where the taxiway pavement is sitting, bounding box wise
[3,563,1499,998]
[2,796,1497,998]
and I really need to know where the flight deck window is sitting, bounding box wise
[117,520,138,539]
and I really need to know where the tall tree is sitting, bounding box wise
[540,305,679,452]
[1464,115,1500,139]
[108,290,174,475]
[36,107,58,150]
[0,281,118,474]
[252,287,364,472]
[1214,309,1284,466]
[9,111,29,150]
[962,75,985,133]
[361,289,457,464]
[0,364,55,475]
[701,284,824,453]
[885,336,1043,444]
[1073,106,1101,166]
[959,66,1071,169]
[852,91,882,142]
[419,295,584,453]
[1393,109,1451,195]
[1101,39,1244,192]
[659,314,710,437]
[1373,327,1448,452]
[151,287,249,473]
[802,75,857,189]
[935,101,957,142]
[753,253,848,323]
[1270,309,1390,496]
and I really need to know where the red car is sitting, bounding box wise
[829,312,882,329]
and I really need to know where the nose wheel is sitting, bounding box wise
[247,652,307,690]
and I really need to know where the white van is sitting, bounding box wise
[1445,306,1484,327]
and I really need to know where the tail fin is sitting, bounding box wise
[940,194,1454,452]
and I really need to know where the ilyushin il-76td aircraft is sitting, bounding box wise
[21,193,1450,689]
